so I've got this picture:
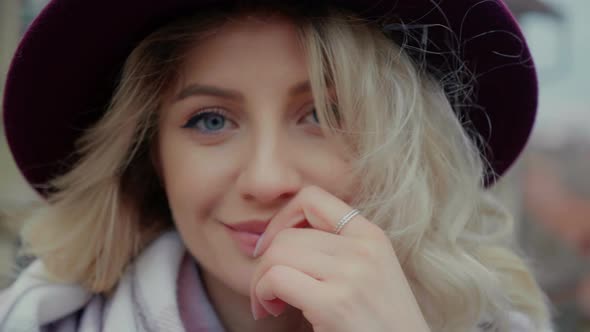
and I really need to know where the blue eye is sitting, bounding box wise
[311,109,319,123]
[183,110,230,133]
[303,106,339,125]
[302,108,320,124]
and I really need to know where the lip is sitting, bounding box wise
[224,220,270,257]
[225,220,270,234]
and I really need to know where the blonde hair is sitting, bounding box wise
[19,7,551,331]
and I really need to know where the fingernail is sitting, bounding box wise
[251,300,262,320]
[253,233,265,257]
[263,298,287,317]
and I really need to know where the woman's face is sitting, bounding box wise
[157,15,355,296]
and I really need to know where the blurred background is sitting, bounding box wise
[0,0,588,330]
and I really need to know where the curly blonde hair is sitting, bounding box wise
[19,6,551,332]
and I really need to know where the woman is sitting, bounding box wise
[0,0,553,331]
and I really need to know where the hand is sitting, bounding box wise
[249,186,431,332]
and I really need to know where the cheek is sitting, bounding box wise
[158,138,237,223]
[296,139,357,201]
[322,160,357,203]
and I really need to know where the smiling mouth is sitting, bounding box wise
[225,220,270,234]
[224,223,265,257]
[222,219,270,258]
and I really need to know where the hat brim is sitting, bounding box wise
[2,0,536,194]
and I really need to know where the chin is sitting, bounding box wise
[215,251,256,297]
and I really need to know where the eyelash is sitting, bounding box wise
[182,108,234,133]
[302,104,339,126]
[300,108,320,125]
[181,105,330,134]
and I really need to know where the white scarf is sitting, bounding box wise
[0,231,225,332]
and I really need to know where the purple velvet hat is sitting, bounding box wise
[3,0,536,195]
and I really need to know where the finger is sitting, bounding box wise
[250,231,343,318]
[253,231,340,283]
[254,186,380,257]
[250,230,349,285]
[259,227,359,256]
[254,265,327,316]
[260,298,288,318]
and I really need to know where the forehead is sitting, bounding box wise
[178,14,307,84]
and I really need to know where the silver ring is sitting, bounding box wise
[333,209,360,235]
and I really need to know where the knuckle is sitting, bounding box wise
[354,240,381,261]
[257,265,286,293]
[299,185,323,201]
[263,241,284,264]
[273,228,299,247]
[365,221,388,240]
[276,227,299,240]
[265,265,287,284]
[328,286,357,317]
[344,261,370,281]
[365,224,394,251]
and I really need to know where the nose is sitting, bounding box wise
[236,131,302,205]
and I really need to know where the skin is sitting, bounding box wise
[156,14,429,332]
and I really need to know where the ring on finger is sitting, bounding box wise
[333,209,360,235]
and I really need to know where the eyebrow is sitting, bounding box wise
[288,81,313,96]
[175,80,313,102]
[175,84,244,102]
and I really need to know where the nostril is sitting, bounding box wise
[277,192,296,201]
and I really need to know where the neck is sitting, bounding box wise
[201,268,311,332]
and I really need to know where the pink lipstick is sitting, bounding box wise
[224,220,269,257]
